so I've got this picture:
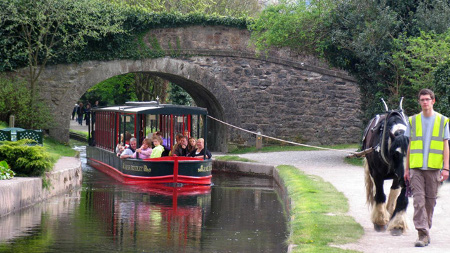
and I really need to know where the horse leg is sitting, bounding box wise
[371,177,389,231]
[388,183,409,236]
[386,180,401,215]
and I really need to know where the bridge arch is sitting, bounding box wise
[15,25,362,151]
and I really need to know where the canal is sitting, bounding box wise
[0,146,288,252]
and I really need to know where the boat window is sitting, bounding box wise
[119,114,136,144]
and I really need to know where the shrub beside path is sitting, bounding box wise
[239,150,450,253]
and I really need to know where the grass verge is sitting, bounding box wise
[229,144,359,154]
[43,136,79,163]
[215,155,257,162]
[276,165,363,252]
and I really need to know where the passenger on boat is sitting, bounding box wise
[120,138,137,159]
[133,138,153,159]
[151,131,171,156]
[150,136,165,158]
[115,134,125,156]
[173,136,188,156]
[187,137,196,153]
[171,133,184,155]
[188,138,212,159]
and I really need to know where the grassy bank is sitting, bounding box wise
[214,155,256,162]
[229,144,359,154]
[276,165,363,252]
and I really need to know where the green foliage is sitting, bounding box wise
[168,84,192,105]
[434,60,450,117]
[0,160,15,180]
[81,74,137,105]
[389,30,450,115]
[0,140,53,177]
[0,76,53,129]
[277,165,363,251]
[0,0,127,71]
[249,0,335,56]
[104,0,262,18]
[215,155,256,162]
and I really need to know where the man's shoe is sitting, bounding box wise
[415,230,429,247]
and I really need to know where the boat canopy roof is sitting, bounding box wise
[92,101,208,116]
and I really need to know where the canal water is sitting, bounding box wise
[0,146,288,252]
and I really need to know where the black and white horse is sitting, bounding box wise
[362,98,409,235]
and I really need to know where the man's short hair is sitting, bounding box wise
[418,89,435,100]
[130,138,137,143]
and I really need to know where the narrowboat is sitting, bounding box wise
[86,101,212,185]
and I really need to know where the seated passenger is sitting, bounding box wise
[150,135,165,158]
[187,137,196,154]
[133,138,152,159]
[150,131,171,156]
[120,138,137,159]
[188,138,212,159]
[172,133,184,152]
[173,136,188,156]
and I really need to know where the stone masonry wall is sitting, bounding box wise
[183,56,362,145]
[12,25,362,150]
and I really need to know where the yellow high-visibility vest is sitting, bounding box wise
[409,112,448,169]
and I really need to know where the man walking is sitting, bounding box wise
[405,88,449,247]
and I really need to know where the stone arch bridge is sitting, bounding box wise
[16,25,362,152]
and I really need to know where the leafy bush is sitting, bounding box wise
[0,76,54,129]
[0,160,15,180]
[434,60,450,117]
[0,140,53,177]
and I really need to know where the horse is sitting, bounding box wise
[362,98,409,236]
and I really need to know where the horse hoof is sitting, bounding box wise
[390,228,403,236]
[374,224,387,232]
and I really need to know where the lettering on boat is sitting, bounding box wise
[123,164,151,172]
[198,164,212,172]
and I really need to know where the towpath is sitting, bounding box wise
[239,150,450,253]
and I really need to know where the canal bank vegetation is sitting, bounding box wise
[214,155,256,162]
[0,121,79,180]
[277,165,363,252]
[229,143,359,154]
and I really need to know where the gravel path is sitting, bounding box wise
[239,150,450,253]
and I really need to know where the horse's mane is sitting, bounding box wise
[386,110,409,156]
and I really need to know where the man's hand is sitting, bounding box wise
[404,168,410,182]
[441,169,449,182]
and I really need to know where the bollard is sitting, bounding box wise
[256,131,262,150]
[9,115,15,127]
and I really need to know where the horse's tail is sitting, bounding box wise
[364,158,375,207]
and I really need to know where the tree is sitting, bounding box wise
[104,0,262,17]
[134,73,169,102]
[0,0,126,118]
[81,74,137,106]
[0,75,53,129]
[250,0,336,56]
[168,84,192,105]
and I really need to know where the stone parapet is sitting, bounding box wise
[0,157,82,218]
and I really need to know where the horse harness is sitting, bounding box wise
[362,111,406,166]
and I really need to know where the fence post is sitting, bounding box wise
[256,131,262,150]
[9,115,15,127]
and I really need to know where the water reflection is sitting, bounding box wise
[0,146,287,252]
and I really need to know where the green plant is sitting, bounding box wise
[0,140,53,177]
[0,76,54,129]
[0,160,15,180]
[215,155,256,162]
